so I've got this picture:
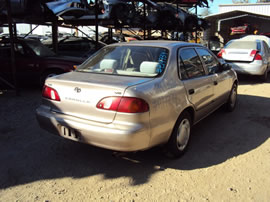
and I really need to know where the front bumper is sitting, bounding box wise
[36,105,151,152]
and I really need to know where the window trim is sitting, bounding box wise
[177,47,206,80]
[195,47,221,75]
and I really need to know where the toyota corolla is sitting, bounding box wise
[36,41,238,158]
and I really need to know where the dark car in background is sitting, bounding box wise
[43,36,106,59]
[0,37,84,87]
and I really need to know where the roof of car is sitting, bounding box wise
[107,40,202,48]
[240,35,270,46]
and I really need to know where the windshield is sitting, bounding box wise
[77,45,169,77]
[25,40,56,57]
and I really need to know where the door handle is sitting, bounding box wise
[214,81,218,85]
[188,89,195,95]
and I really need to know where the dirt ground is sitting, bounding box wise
[0,76,270,202]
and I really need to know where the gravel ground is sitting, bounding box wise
[0,76,270,201]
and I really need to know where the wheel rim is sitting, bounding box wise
[230,85,237,108]
[176,118,191,151]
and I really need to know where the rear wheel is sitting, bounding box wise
[260,69,268,82]
[165,111,192,158]
[226,82,237,112]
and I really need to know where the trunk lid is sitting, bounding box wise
[44,71,154,123]
[222,48,255,62]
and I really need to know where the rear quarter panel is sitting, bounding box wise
[123,47,191,147]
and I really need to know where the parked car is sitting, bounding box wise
[36,41,238,158]
[0,38,84,87]
[218,38,270,81]
[44,36,106,59]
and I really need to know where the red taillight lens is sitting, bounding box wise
[96,97,121,111]
[217,49,225,58]
[42,85,61,101]
[250,49,258,57]
[96,97,149,113]
[254,53,262,60]
[118,97,149,113]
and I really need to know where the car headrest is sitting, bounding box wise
[140,61,159,74]
[100,59,117,70]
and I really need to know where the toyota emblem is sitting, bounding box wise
[74,87,81,93]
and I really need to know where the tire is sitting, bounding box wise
[165,111,192,158]
[260,69,268,82]
[226,83,237,112]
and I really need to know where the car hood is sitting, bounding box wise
[46,55,85,64]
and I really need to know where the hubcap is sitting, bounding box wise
[176,118,190,151]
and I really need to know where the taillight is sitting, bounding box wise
[96,97,149,113]
[42,85,61,101]
[217,49,225,58]
[250,50,258,57]
[254,53,262,60]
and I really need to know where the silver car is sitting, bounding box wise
[36,41,238,158]
[218,38,270,81]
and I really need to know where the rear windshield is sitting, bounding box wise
[77,45,169,77]
[225,40,261,51]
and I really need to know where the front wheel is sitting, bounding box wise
[165,111,192,158]
[226,83,237,112]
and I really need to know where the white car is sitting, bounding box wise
[218,39,270,81]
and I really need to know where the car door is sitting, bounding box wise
[178,47,216,121]
[196,48,231,107]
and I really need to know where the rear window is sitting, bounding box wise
[77,45,169,77]
[225,40,261,51]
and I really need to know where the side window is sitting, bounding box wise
[256,41,261,52]
[0,42,25,56]
[14,43,25,55]
[196,48,220,74]
[179,48,205,79]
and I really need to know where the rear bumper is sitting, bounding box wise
[36,105,151,152]
[227,61,266,75]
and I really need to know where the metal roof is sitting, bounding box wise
[205,10,270,21]
[219,3,270,16]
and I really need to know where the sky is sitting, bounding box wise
[198,0,257,15]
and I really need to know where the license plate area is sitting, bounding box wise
[60,125,81,141]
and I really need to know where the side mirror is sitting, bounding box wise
[221,63,231,71]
